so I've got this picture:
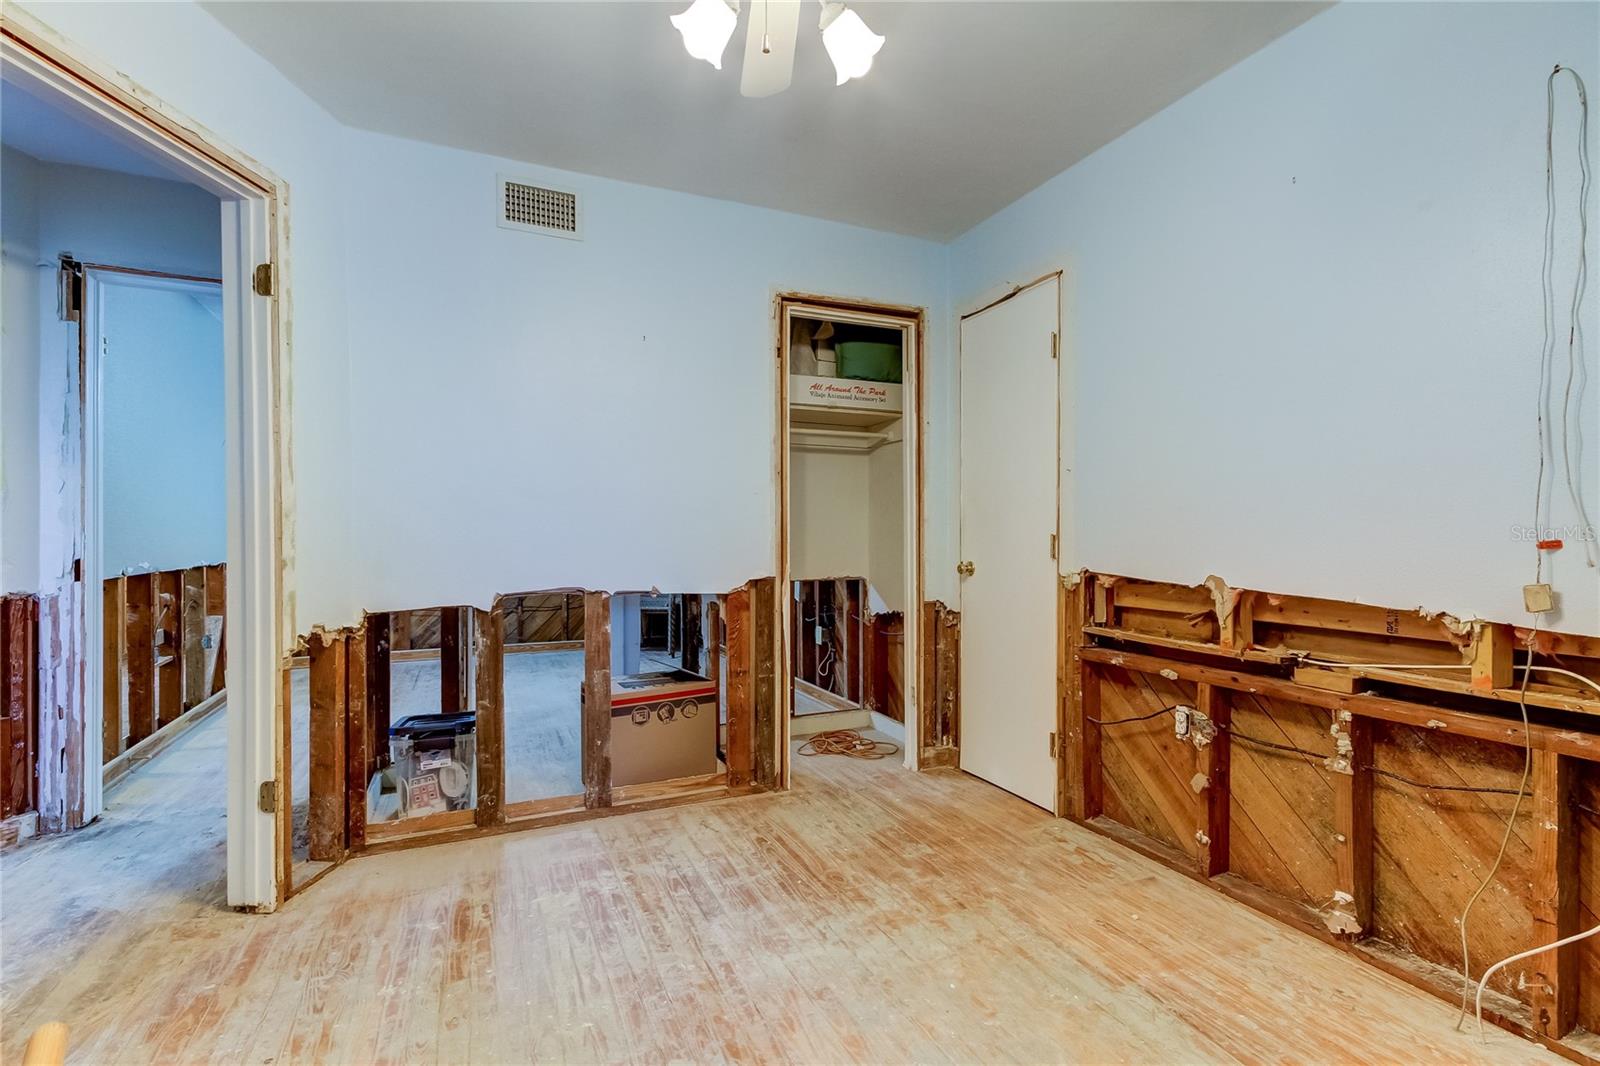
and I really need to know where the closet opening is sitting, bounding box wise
[779,297,923,774]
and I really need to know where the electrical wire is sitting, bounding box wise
[1465,67,1596,1037]
[1553,66,1596,567]
[1295,654,1600,699]
[1455,642,1535,1031]
[1085,705,1182,726]
[1227,731,1530,797]
[797,729,899,759]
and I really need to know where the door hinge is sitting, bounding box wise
[253,262,274,297]
[1049,533,1057,560]
[1049,731,1059,758]
[258,780,278,813]
[1050,331,1059,359]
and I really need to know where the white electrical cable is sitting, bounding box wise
[1475,922,1600,1041]
[1552,66,1596,567]
[1296,655,1600,699]
[1463,67,1595,1039]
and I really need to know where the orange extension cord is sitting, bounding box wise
[797,729,900,760]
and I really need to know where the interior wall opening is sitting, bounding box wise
[782,299,920,764]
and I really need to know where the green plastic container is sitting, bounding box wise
[836,341,902,383]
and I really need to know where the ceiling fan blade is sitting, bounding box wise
[739,0,800,98]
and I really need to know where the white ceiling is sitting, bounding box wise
[204,1,1325,240]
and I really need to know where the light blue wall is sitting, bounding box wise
[99,280,225,574]
[1,147,42,593]
[949,2,1600,634]
[0,145,222,588]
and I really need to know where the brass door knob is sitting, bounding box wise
[956,561,975,577]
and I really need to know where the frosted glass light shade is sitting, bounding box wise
[670,0,739,70]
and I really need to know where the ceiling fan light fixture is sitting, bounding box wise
[670,0,740,70]
[819,3,884,86]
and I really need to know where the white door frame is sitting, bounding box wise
[3,11,287,910]
[776,297,925,777]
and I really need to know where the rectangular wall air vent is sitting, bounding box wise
[497,175,582,240]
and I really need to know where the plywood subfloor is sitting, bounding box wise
[2,718,1561,1064]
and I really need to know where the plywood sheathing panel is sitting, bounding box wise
[1571,762,1600,1035]
[1094,664,1200,859]
[1223,690,1338,910]
[1370,723,1533,1006]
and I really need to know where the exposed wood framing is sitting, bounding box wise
[101,579,122,762]
[1195,682,1230,877]
[724,587,753,788]
[1070,568,1600,1063]
[919,601,960,768]
[439,606,465,714]
[1330,713,1373,937]
[1531,750,1578,1039]
[154,570,182,728]
[100,565,226,766]
[1,596,38,821]
[345,626,370,853]
[752,578,778,789]
[123,574,155,747]
[582,592,612,809]
[474,604,504,828]
[307,631,348,862]
[366,613,391,774]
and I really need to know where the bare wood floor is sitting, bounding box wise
[2,711,1559,1064]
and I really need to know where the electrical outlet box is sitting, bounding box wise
[1524,583,1557,613]
[814,624,825,645]
[1173,706,1191,738]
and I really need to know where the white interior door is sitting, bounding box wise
[958,277,1060,811]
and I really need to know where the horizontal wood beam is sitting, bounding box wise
[1079,646,1600,763]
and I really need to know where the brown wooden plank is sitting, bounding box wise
[1,597,38,818]
[123,573,156,746]
[1077,645,1600,763]
[937,604,960,749]
[474,604,504,827]
[752,577,778,789]
[367,613,391,772]
[440,605,464,714]
[1370,723,1533,1003]
[919,601,937,754]
[724,587,753,789]
[1224,691,1338,910]
[101,579,123,764]
[581,592,612,808]
[706,599,721,731]
[1196,682,1230,877]
[1329,713,1372,936]
[1097,667,1200,857]
[390,609,412,652]
[307,631,348,862]
[1530,750,1578,1038]
[680,594,702,673]
[180,567,206,710]
[345,625,369,852]
[206,564,226,696]
[843,580,862,702]
[154,570,182,728]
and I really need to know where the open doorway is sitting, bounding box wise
[0,20,283,910]
[779,297,923,777]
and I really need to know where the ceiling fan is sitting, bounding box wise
[669,0,885,97]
